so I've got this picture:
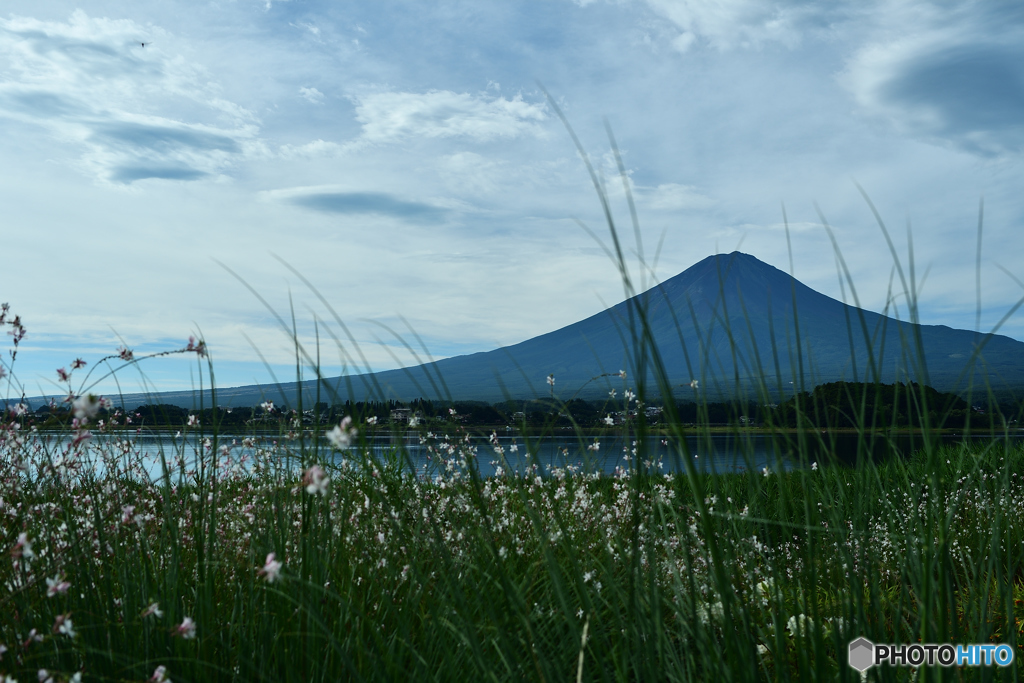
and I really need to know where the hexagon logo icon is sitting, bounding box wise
[848,638,875,671]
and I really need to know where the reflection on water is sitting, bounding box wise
[36,429,1024,480]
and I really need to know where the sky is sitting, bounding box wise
[2,0,1024,402]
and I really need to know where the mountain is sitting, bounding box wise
[83,252,1024,408]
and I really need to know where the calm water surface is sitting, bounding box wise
[39,429,1024,480]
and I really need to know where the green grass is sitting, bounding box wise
[2,422,1023,681]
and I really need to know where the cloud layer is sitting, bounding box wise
[843,4,1024,155]
[2,1,1023,397]
[0,11,258,184]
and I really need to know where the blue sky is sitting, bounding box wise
[2,0,1023,400]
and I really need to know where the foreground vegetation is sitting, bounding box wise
[1,402,1023,682]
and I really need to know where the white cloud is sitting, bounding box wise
[351,89,548,144]
[731,220,823,233]
[290,21,321,37]
[299,86,324,104]
[278,138,346,158]
[639,0,831,51]
[0,10,259,183]
[642,183,716,211]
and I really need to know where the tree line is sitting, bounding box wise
[23,381,1019,430]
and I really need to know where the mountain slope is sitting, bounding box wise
[107,252,1024,407]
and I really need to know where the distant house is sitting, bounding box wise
[391,408,411,423]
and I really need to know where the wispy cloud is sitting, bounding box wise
[264,186,452,222]
[842,3,1024,156]
[639,183,717,211]
[299,86,324,104]
[638,0,839,51]
[0,10,259,183]
[351,89,548,144]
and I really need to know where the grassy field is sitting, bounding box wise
[1,405,1023,682]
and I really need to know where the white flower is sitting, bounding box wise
[141,602,164,619]
[174,617,196,639]
[45,576,70,597]
[38,670,52,683]
[72,394,104,420]
[54,615,76,638]
[260,401,274,412]
[697,601,724,626]
[365,416,378,425]
[187,414,199,427]
[408,415,420,427]
[326,417,357,450]
[603,415,614,426]
[710,602,724,621]
[811,461,818,471]
[786,614,813,637]
[258,553,283,583]
[762,467,770,477]
[302,465,330,496]
[689,379,699,389]
[546,374,555,386]
[12,532,34,560]
[149,665,170,683]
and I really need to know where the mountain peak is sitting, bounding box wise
[67,252,1024,407]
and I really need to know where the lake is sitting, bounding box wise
[22,428,1024,481]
